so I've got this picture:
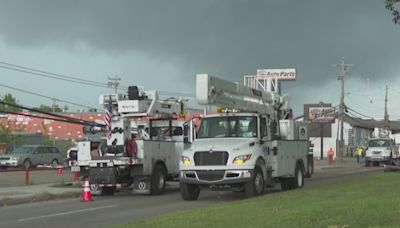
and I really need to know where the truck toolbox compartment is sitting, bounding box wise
[89,167,117,184]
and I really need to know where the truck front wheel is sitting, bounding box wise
[244,166,265,197]
[180,182,200,201]
[150,164,167,195]
[292,163,304,189]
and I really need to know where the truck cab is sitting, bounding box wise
[181,113,263,184]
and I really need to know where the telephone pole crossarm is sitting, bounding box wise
[108,76,121,94]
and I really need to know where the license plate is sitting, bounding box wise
[71,166,80,172]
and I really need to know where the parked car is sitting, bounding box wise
[0,145,64,169]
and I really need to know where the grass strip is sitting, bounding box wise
[117,172,400,228]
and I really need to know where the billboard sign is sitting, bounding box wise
[309,107,335,123]
[256,68,296,80]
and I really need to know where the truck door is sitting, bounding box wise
[260,116,269,158]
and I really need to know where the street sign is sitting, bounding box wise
[309,107,335,123]
[256,68,296,80]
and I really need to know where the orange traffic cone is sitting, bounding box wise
[81,177,93,202]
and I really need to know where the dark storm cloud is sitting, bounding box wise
[0,0,399,87]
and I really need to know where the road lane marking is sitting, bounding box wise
[18,204,118,222]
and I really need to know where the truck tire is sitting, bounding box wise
[292,163,304,189]
[244,166,265,197]
[150,164,167,195]
[305,160,313,178]
[389,154,395,165]
[101,186,116,196]
[180,182,200,201]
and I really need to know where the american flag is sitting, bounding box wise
[104,95,113,139]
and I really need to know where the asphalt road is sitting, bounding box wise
[0,165,383,228]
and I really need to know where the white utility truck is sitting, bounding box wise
[179,74,310,200]
[365,137,398,166]
[69,86,191,195]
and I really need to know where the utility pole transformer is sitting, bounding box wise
[108,76,121,94]
[335,58,353,162]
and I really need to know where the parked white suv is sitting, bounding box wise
[365,138,398,166]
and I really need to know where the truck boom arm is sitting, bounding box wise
[196,74,289,113]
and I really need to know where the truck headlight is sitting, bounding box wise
[10,156,19,161]
[232,154,252,164]
[181,156,191,166]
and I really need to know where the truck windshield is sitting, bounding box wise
[368,140,389,147]
[197,116,257,138]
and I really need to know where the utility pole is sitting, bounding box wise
[52,98,57,112]
[108,76,121,94]
[51,98,57,147]
[335,58,353,162]
[384,85,389,133]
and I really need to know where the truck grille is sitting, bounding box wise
[194,151,229,166]
[0,157,10,160]
[196,170,225,181]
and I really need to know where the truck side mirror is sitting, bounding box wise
[183,121,195,144]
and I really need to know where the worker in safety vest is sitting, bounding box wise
[327,147,334,165]
[356,146,363,163]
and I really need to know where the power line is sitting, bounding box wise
[0,61,108,87]
[0,64,112,89]
[0,110,104,127]
[0,83,98,110]
[0,60,196,98]
[345,105,374,119]
[0,101,104,127]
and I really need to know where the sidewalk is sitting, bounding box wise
[314,156,364,171]
[0,183,82,204]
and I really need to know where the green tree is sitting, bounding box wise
[386,0,400,24]
[34,104,63,112]
[0,125,21,152]
[0,93,22,112]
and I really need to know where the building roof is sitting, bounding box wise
[343,115,400,131]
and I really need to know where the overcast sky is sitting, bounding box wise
[0,0,399,119]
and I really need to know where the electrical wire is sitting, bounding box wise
[0,61,108,87]
[0,60,196,98]
[0,101,104,127]
[345,105,374,119]
[0,83,98,110]
[0,110,104,127]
